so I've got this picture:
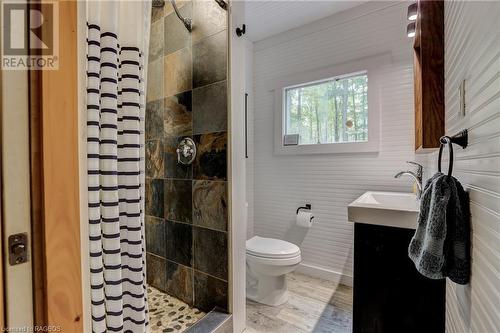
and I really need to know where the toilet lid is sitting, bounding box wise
[246,236,301,259]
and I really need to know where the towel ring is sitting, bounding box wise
[437,129,468,177]
[438,137,454,177]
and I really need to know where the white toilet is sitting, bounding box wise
[246,236,301,306]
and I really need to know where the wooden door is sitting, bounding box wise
[1,30,34,330]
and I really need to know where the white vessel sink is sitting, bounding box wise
[348,191,420,229]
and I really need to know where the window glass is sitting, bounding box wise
[284,73,368,145]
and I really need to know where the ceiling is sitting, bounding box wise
[244,1,369,42]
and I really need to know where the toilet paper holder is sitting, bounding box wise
[296,204,312,215]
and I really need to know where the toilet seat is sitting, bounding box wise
[246,236,301,259]
[247,252,301,266]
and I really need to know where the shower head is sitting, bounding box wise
[170,0,192,32]
[152,0,165,8]
[154,0,226,32]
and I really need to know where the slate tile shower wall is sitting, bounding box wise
[145,0,229,313]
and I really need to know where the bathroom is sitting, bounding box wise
[0,0,499,333]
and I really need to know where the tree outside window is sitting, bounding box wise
[285,73,368,145]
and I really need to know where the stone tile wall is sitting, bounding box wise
[145,0,229,312]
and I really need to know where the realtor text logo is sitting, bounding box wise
[1,1,59,70]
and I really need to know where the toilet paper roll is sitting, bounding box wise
[296,211,314,228]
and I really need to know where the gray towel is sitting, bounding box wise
[408,172,470,285]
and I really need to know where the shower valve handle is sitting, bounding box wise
[176,146,193,158]
[176,137,196,165]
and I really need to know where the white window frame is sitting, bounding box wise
[273,54,388,155]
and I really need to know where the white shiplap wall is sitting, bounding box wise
[427,2,500,332]
[250,2,420,284]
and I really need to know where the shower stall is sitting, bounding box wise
[145,0,230,330]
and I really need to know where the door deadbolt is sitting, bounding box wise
[8,233,28,265]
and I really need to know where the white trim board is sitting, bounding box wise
[229,1,248,332]
[296,263,353,287]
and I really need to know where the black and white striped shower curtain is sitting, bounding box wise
[86,2,151,332]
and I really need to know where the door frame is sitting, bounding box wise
[30,1,84,331]
[1,1,34,325]
[0,28,4,330]
[0,1,83,330]
[39,0,83,330]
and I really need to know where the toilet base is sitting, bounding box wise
[246,271,289,306]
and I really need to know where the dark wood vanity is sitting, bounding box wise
[353,223,446,333]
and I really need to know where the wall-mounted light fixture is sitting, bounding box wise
[407,3,418,21]
[407,22,416,38]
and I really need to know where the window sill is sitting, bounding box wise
[274,140,379,155]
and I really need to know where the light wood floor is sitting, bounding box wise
[245,272,353,333]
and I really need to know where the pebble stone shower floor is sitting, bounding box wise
[148,286,206,332]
